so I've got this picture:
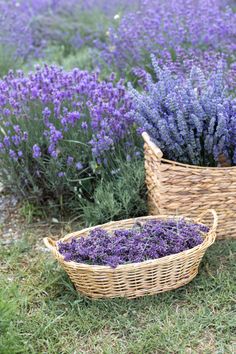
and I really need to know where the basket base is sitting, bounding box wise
[74,271,199,300]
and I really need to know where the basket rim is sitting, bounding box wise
[159,157,236,170]
[142,131,236,171]
[45,214,216,272]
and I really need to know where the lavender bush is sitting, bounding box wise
[0,0,51,62]
[0,0,140,74]
[0,65,137,213]
[129,57,236,166]
[1,0,235,87]
[58,218,208,268]
[100,0,236,86]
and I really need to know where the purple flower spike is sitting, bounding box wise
[67,156,74,166]
[32,144,41,159]
[58,172,66,177]
[76,162,83,171]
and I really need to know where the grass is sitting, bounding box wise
[0,230,235,354]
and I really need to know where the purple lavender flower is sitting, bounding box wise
[3,136,11,148]
[32,144,41,159]
[81,122,88,130]
[58,172,66,177]
[67,156,74,166]
[75,162,83,171]
[9,149,17,161]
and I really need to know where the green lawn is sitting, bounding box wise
[0,230,235,354]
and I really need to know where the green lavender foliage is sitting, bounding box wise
[81,160,147,226]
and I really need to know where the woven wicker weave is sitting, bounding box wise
[143,132,236,240]
[44,210,217,299]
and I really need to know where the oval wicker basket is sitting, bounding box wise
[143,132,236,240]
[44,210,217,299]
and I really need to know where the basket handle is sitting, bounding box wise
[43,237,57,252]
[142,132,163,159]
[195,209,218,234]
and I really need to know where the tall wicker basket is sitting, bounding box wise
[143,132,236,240]
[44,211,217,299]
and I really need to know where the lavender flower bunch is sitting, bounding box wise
[129,57,236,166]
[58,218,207,268]
[0,65,135,208]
